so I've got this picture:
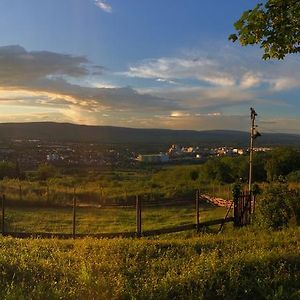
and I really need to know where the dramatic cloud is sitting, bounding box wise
[126,47,300,92]
[0,44,299,132]
[0,45,179,116]
[126,56,236,87]
[94,0,112,13]
[0,45,90,85]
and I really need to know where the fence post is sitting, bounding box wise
[232,184,241,227]
[196,189,200,231]
[19,183,22,202]
[72,188,76,239]
[136,195,142,237]
[1,194,5,235]
[46,184,50,203]
[253,194,256,214]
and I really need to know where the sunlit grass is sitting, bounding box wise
[0,226,299,299]
[4,205,229,233]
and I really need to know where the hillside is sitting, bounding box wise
[0,122,299,146]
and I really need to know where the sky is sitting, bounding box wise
[0,0,299,133]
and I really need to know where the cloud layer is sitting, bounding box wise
[0,45,180,124]
[126,47,300,92]
[0,45,299,133]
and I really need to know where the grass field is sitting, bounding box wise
[0,164,299,299]
[4,204,229,234]
[0,166,237,206]
[0,226,299,299]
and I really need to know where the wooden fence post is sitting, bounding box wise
[19,183,22,202]
[46,184,50,203]
[72,188,76,239]
[196,189,200,231]
[1,194,5,235]
[253,194,256,214]
[136,195,142,237]
[232,184,241,227]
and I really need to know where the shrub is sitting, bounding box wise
[257,184,293,229]
[36,164,59,181]
[287,170,300,183]
[285,189,300,225]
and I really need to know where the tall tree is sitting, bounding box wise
[229,0,300,59]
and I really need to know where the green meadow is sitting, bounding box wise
[4,205,229,234]
[0,155,299,299]
[0,227,299,299]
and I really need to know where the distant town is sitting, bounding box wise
[0,139,272,170]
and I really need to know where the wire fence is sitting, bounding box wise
[0,191,234,239]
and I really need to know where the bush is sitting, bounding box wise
[0,162,18,179]
[36,164,59,181]
[287,170,300,182]
[257,184,289,229]
[285,190,300,225]
[256,184,298,229]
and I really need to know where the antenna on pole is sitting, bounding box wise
[248,107,261,192]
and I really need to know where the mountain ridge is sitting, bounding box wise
[0,122,299,146]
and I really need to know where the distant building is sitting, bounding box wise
[136,153,169,163]
[46,153,60,161]
[182,146,194,153]
[233,148,244,155]
[253,147,272,152]
[168,144,182,156]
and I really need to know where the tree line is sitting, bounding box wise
[198,147,300,184]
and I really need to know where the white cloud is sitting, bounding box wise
[125,47,300,94]
[126,57,236,86]
[269,77,299,91]
[94,0,112,13]
[240,72,262,89]
[156,78,178,85]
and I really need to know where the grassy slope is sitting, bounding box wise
[0,227,299,299]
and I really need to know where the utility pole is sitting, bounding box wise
[248,108,261,192]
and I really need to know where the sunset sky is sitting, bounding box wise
[0,0,300,133]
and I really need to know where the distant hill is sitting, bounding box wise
[0,122,299,147]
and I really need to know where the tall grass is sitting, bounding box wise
[0,227,299,299]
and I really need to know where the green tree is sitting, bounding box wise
[229,1,300,59]
[0,162,18,179]
[200,159,232,183]
[264,148,300,181]
[221,156,248,182]
[37,164,59,181]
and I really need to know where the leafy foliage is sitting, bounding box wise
[229,0,300,59]
[287,170,300,182]
[264,147,300,181]
[256,183,300,229]
[36,163,59,181]
[0,161,19,179]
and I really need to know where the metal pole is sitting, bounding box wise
[72,188,76,239]
[248,108,256,192]
[196,189,200,231]
[136,195,142,237]
[1,194,5,235]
